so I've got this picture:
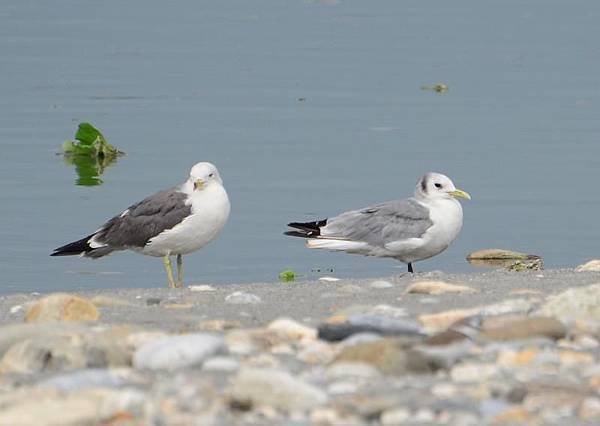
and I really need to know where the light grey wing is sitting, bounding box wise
[322,198,433,246]
[95,187,192,249]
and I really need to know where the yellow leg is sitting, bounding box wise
[163,255,176,288]
[176,254,183,288]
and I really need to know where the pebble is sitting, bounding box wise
[297,341,336,364]
[0,388,145,426]
[25,293,99,322]
[419,299,534,333]
[225,291,262,304]
[318,314,425,341]
[37,368,137,391]
[202,356,240,372]
[133,333,226,371]
[575,259,600,272]
[10,305,22,314]
[481,316,567,341]
[380,407,412,425]
[334,338,437,375]
[188,284,216,291]
[406,280,476,295]
[326,362,381,380]
[267,317,317,341]
[539,283,600,321]
[451,363,499,383]
[579,397,600,420]
[231,367,328,411]
[370,280,394,289]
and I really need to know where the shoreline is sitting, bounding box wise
[1,267,599,424]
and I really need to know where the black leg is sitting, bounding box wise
[408,263,414,273]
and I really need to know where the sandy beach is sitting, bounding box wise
[1,267,599,425]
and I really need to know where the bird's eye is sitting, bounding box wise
[434,183,442,189]
[208,173,214,178]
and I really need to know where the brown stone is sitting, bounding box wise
[418,308,480,332]
[25,293,100,322]
[481,316,567,341]
[492,406,531,424]
[334,338,436,375]
[423,329,469,346]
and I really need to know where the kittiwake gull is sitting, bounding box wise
[51,162,230,288]
[285,172,470,273]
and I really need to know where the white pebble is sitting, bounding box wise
[225,291,261,304]
[370,280,394,289]
[188,284,216,292]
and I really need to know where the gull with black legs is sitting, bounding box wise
[285,172,470,273]
[51,162,230,288]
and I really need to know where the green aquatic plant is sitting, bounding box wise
[420,83,448,93]
[62,122,124,186]
[278,269,296,282]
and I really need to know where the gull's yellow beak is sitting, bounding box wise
[194,179,205,191]
[447,188,471,200]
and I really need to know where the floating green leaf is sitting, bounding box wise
[278,269,296,282]
[61,122,125,186]
[420,83,449,93]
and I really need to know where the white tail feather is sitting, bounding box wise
[306,239,368,252]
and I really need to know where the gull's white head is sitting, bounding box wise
[415,172,471,201]
[188,162,223,190]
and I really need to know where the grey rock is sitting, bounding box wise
[539,283,600,322]
[0,330,131,374]
[0,323,87,357]
[231,367,328,411]
[318,315,425,342]
[146,297,162,306]
[37,368,140,391]
[133,333,226,371]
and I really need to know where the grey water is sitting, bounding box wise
[1,1,599,294]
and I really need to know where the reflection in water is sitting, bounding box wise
[62,153,119,186]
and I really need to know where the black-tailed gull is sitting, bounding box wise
[285,172,470,273]
[51,162,230,288]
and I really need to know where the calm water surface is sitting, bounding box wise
[1,1,599,294]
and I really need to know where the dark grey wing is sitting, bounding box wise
[321,198,433,246]
[96,187,192,249]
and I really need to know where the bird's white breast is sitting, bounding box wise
[420,198,463,256]
[142,184,230,257]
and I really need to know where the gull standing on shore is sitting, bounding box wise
[285,172,470,273]
[51,162,230,288]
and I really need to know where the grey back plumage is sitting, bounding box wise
[322,198,433,245]
[96,188,191,250]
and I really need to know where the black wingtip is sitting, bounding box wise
[285,219,327,239]
[50,235,93,257]
[284,230,309,238]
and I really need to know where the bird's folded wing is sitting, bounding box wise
[95,188,192,249]
[321,198,433,246]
